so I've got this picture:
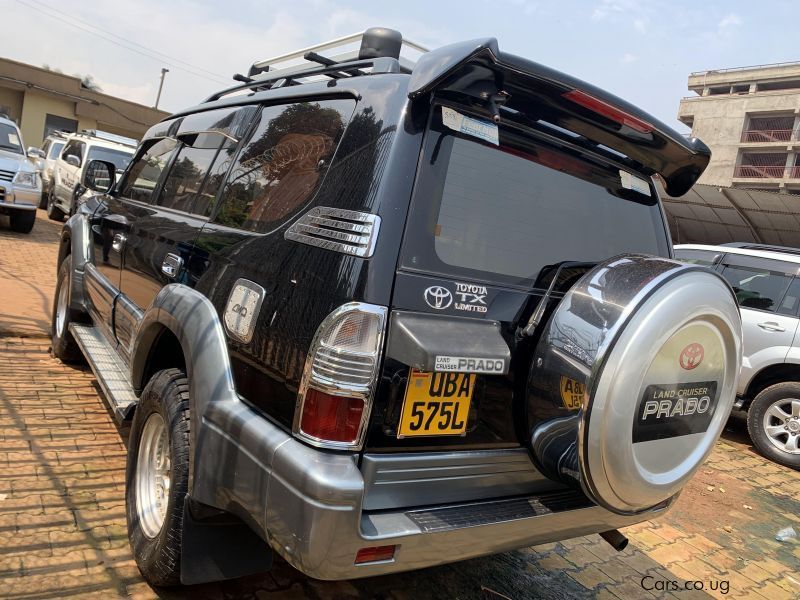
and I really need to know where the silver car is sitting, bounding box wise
[37,132,67,208]
[0,114,42,233]
[675,243,800,469]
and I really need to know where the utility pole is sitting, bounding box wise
[154,68,169,109]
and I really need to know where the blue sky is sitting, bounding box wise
[3,0,797,132]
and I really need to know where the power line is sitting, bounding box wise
[14,0,231,86]
[25,0,230,81]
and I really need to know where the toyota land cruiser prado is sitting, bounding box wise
[50,28,742,586]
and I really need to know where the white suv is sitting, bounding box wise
[46,130,135,221]
[37,132,67,208]
[675,243,800,469]
[0,114,42,233]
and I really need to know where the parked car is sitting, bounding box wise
[51,28,742,587]
[46,129,135,221]
[37,132,68,208]
[0,113,42,233]
[675,243,800,470]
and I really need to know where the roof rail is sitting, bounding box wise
[206,27,428,103]
[75,129,138,147]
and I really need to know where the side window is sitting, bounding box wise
[777,278,800,317]
[118,138,178,203]
[156,132,235,216]
[674,249,720,266]
[720,264,793,312]
[62,140,82,164]
[213,99,355,233]
[49,141,64,160]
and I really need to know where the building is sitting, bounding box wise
[0,57,169,148]
[678,62,800,193]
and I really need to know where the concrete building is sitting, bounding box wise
[0,57,169,149]
[678,62,800,194]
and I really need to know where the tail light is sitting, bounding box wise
[293,302,387,449]
[562,89,653,134]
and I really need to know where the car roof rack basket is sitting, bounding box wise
[206,27,428,103]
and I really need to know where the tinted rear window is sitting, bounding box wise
[400,106,670,288]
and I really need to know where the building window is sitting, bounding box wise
[742,114,795,143]
[735,152,787,178]
[43,114,77,140]
[792,156,800,180]
[757,80,800,92]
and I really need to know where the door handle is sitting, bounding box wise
[161,253,184,279]
[111,233,126,253]
[757,321,786,332]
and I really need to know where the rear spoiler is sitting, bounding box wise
[408,39,709,197]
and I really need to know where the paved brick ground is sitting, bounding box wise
[0,210,799,599]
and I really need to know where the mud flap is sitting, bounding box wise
[180,498,273,585]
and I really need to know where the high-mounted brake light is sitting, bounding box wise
[293,302,387,449]
[562,89,653,134]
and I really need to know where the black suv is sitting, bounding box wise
[51,28,743,586]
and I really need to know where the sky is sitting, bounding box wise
[1,0,798,133]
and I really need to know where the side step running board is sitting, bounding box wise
[69,323,138,422]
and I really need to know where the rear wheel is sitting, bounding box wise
[51,258,83,362]
[9,210,35,233]
[46,187,64,222]
[126,368,190,587]
[747,383,800,470]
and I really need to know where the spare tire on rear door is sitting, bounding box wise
[527,255,741,515]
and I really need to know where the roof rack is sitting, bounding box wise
[206,27,428,103]
[72,129,138,147]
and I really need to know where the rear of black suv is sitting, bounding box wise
[208,39,741,579]
[56,30,742,585]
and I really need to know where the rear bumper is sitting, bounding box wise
[194,401,670,580]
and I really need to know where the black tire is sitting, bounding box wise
[126,369,191,587]
[747,382,800,470]
[46,187,65,222]
[51,258,84,362]
[9,210,35,233]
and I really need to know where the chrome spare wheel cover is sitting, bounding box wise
[763,398,800,454]
[55,272,69,338]
[136,413,171,539]
[529,255,742,514]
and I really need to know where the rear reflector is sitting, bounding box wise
[299,388,364,444]
[563,89,653,134]
[355,545,396,564]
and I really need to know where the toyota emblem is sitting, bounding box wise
[679,343,704,370]
[424,286,453,310]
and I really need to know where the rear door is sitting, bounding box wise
[717,254,800,389]
[115,106,255,358]
[365,103,673,452]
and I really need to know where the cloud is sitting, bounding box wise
[621,53,637,64]
[717,12,742,34]
[633,17,647,33]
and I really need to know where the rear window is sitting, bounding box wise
[400,106,670,288]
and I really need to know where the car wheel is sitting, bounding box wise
[9,210,36,233]
[51,258,84,362]
[747,382,800,470]
[126,368,190,587]
[46,187,65,222]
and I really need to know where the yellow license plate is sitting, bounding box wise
[397,370,475,438]
[559,376,585,410]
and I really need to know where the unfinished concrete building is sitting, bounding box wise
[678,62,800,194]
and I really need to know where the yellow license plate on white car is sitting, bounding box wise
[397,370,475,438]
